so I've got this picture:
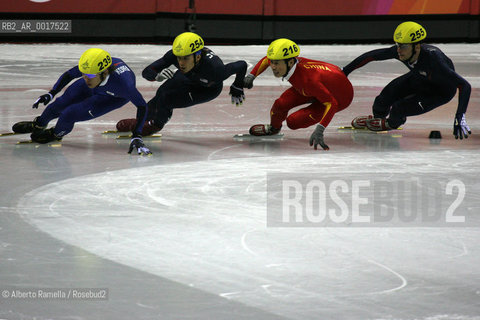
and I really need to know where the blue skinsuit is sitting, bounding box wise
[37,58,147,137]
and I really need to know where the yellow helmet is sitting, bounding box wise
[393,21,427,44]
[172,32,204,56]
[267,38,300,60]
[78,48,112,76]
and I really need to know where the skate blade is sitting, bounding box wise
[233,133,284,141]
[337,126,368,130]
[102,130,120,134]
[337,126,402,132]
[116,134,162,139]
[16,140,62,147]
[0,132,22,137]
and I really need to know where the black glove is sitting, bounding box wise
[143,67,158,81]
[243,74,255,89]
[453,113,471,140]
[309,124,329,150]
[32,92,53,109]
[229,84,245,106]
[128,134,152,155]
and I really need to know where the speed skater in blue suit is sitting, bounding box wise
[12,48,152,155]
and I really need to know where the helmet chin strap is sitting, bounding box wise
[283,58,296,77]
[193,50,202,68]
[95,70,107,88]
[408,44,418,64]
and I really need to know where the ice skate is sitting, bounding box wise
[12,117,45,134]
[116,118,137,132]
[116,119,162,136]
[141,120,162,136]
[351,115,373,129]
[30,128,62,144]
[249,124,281,136]
[365,117,392,131]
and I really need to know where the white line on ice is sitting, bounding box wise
[207,143,243,161]
[449,240,469,259]
[367,259,408,294]
[241,228,259,257]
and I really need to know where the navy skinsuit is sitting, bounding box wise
[142,48,247,127]
[343,44,471,128]
[38,58,147,136]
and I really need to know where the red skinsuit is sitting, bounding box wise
[250,56,354,129]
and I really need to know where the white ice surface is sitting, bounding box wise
[18,151,480,320]
[2,43,480,320]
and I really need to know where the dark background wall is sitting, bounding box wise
[1,0,479,44]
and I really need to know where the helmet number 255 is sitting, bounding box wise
[409,28,425,42]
